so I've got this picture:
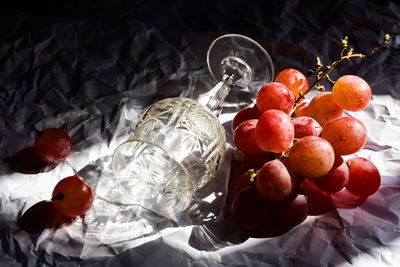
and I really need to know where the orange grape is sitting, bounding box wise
[293,101,309,118]
[274,68,309,101]
[288,136,335,178]
[321,116,367,155]
[307,92,344,127]
[256,109,294,153]
[332,75,371,111]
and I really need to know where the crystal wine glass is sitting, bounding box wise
[112,34,274,218]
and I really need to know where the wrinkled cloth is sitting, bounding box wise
[0,0,399,266]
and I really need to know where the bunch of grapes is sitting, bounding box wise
[230,60,382,233]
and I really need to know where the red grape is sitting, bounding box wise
[293,101,309,118]
[256,82,295,114]
[313,155,349,193]
[345,157,381,197]
[321,116,367,155]
[256,159,296,201]
[332,75,371,111]
[307,92,344,127]
[274,68,309,101]
[233,119,262,154]
[231,186,274,231]
[231,106,260,131]
[274,193,308,227]
[51,176,94,218]
[288,136,335,178]
[256,109,294,153]
[34,128,71,164]
[299,178,334,215]
[292,116,322,138]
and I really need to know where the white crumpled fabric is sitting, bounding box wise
[1,2,400,266]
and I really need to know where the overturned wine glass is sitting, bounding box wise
[112,34,274,219]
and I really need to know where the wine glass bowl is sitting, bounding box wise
[207,34,274,90]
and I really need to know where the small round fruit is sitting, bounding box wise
[51,176,94,218]
[292,116,322,138]
[307,92,344,127]
[293,101,309,118]
[256,109,294,153]
[313,155,349,193]
[256,159,296,201]
[256,82,295,114]
[346,157,381,197]
[231,106,260,132]
[234,119,262,154]
[332,75,371,111]
[321,116,367,155]
[274,193,308,227]
[34,128,71,164]
[288,136,335,178]
[274,68,309,101]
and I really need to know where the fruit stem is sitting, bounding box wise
[294,34,390,105]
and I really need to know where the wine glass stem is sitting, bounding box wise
[197,74,235,117]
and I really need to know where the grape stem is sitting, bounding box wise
[293,34,390,106]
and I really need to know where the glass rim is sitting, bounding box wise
[206,33,275,85]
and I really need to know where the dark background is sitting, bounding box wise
[1,0,399,155]
[0,0,399,265]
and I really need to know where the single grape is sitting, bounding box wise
[51,176,94,218]
[234,119,262,154]
[292,116,322,138]
[321,116,367,155]
[345,157,381,197]
[299,178,334,216]
[256,82,295,114]
[274,68,309,101]
[231,186,274,231]
[256,159,296,201]
[293,101,309,118]
[231,106,260,132]
[34,128,71,164]
[256,109,294,153]
[332,75,371,111]
[313,155,349,193]
[307,92,344,127]
[274,193,308,227]
[288,136,335,178]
